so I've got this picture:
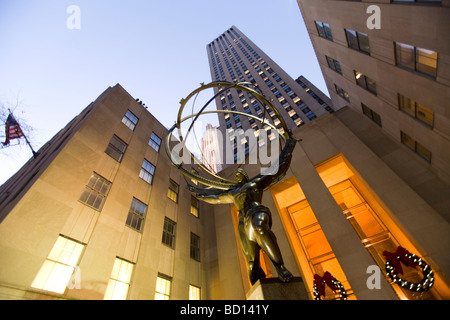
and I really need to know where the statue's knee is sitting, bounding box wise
[252,213,270,234]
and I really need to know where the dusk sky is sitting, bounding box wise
[0,0,328,184]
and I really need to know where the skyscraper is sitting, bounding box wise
[206,26,334,164]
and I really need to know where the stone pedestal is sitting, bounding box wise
[246,277,309,300]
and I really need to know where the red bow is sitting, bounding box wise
[383,246,418,275]
[313,271,337,297]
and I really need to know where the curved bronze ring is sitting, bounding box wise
[165,81,291,190]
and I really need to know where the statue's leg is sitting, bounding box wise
[252,211,294,283]
[238,219,265,285]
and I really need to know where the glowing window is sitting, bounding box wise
[190,196,199,217]
[168,179,179,203]
[104,258,134,300]
[31,236,85,294]
[189,285,201,300]
[155,274,172,300]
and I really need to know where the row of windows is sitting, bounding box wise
[30,236,202,299]
[79,172,200,232]
[335,83,433,162]
[316,21,439,79]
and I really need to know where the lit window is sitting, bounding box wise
[162,217,177,249]
[189,285,201,300]
[168,179,179,203]
[155,274,172,300]
[395,42,437,78]
[31,236,85,294]
[122,110,138,131]
[149,132,162,152]
[190,196,199,217]
[104,258,134,300]
[190,233,201,262]
[126,198,147,232]
[345,29,370,54]
[398,94,434,127]
[105,135,127,162]
[139,159,155,185]
[354,71,377,95]
[79,172,111,211]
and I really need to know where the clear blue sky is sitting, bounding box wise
[0,0,328,185]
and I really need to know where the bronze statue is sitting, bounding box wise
[187,135,297,285]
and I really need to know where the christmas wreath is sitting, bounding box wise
[383,246,434,292]
[312,271,348,300]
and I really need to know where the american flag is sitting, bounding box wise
[2,114,24,146]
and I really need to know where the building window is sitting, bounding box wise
[398,94,434,127]
[354,71,377,95]
[401,131,432,162]
[326,56,342,75]
[79,172,112,211]
[105,135,127,162]
[362,103,382,127]
[122,110,138,131]
[31,236,85,294]
[190,196,199,217]
[126,198,147,232]
[315,21,333,41]
[167,179,179,203]
[335,84,350,102]
[190,233,201,262]
[345,29,370,54]
[104,258,134,300]
[162,217,177,249]
[139,159,155,185]
[189,285,201,300]
[149,132,162,152]
[155,274,172,300]
[395,42,437,78]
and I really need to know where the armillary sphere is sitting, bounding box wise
[165,81,291,190]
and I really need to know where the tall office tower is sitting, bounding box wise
[297,0,450,186]
[200,123,222,174]
[0,84,213,300]
[206,25,333,164]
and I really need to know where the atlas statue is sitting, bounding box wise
[165,81,298,285]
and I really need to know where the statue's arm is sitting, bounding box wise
[187,184,234,204]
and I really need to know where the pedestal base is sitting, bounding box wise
[246,277,309,300]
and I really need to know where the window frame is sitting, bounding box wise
[345,29,370,55]
[31,235,85,295]
[162,217,177,249]
[398,93,434,127]
[167,179,179,203]
[125,198,148,232]
[105,135,127,162]
[104,257,134,300]
[395,42,437,78]
[155,273,172,300]
[79,172,112,211]
[190,233,201,262]
[149,132,162,152]
[139,159,156,185]
[315,21,333,41]
[122,110,139,131]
